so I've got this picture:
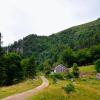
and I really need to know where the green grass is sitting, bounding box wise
[70,65,95,73]
[79,65,95,72]
[28,65,100,100]
[0,77,42,99]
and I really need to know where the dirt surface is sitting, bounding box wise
[2,76,49,100]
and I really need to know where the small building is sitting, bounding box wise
[54,64,69,73]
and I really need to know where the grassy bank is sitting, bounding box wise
[0,77,42,99]
[28,65,100,100]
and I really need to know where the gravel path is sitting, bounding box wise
[2,76,49,100]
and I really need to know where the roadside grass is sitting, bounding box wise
[0,77,42,99]
[28,65,100,100]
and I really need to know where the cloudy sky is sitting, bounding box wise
[0,0,100,46]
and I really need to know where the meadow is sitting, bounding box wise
[28,65,100,100]
[0,77,42,99]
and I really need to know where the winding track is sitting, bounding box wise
[2,76,49,100]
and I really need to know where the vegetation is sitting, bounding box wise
[4,53,23,85]
[64,82,74,94]
[79,65,95,73]
[50,73,65,80]
[95,59,100,73]
[28,65,100,100]
[26,55,36,78]
[0,18,100,99]
[0,77,42,99]
[72,63,79,78]
[6,18,100,72]
[0,34,36,86]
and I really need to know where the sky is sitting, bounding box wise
[0,0,100,46]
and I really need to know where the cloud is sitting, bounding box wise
[0,0,100,46]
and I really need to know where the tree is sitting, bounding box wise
[72,63,79,78]
[95,59,100,73]
[76,49,92,66]
[21,58,29,78]
[0,57,7,86]
[27,55,36,78]
[5,53,23,85]
[90,45,100,62]
[43,59,52,74]
[0,33,6,86]
[59,48,75,67]
[0,33,4,56]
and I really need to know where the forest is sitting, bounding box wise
[0,18,100,86]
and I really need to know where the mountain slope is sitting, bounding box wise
[7,18,100,67]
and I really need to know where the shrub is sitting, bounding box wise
[72,63,79,78]
[54,73,65,80]
[64,82,75,94]
[81,78,87,81]
[65,73,73,79]
[95,59,100,73]
[52,75,57,84]
[50,73,65,82]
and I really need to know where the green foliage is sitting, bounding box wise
[0,57,7,86]
[64,82,75,94]
[43,59,52,74]
[90,45,100,61]
[4,53,23,85]
[76,49,92,66]
[50,75,57,84]
[0,34,6,86]
[95,59,100,73]
[5,18,100,72]
[50,73,67,80]
[21,58,29,77]
[59,48,75,67]
[72,63,79,78]
[27,55,36,78]
[66,73,73,79]
[0,52,26,86]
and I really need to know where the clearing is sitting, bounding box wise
[28,65,100,100]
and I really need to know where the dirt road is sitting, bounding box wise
[2,76,49,100]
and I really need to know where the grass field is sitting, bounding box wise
[28,65,100,100]
[70,65,95,73]
[0,77,42,99]
[79,65,95,72]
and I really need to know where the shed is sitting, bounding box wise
[54,64,69,73]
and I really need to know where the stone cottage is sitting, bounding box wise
[54,64,69,73]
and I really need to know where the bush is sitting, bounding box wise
[95,59,100,73]
[52,75,57,84]
[64,82,75,94]
[55,73,65,79]
[65,73,73,79]
[72,63,79,78]
[81,78,87,81]
[50,73,67,84]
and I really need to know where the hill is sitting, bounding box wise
[6,18,100,68]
